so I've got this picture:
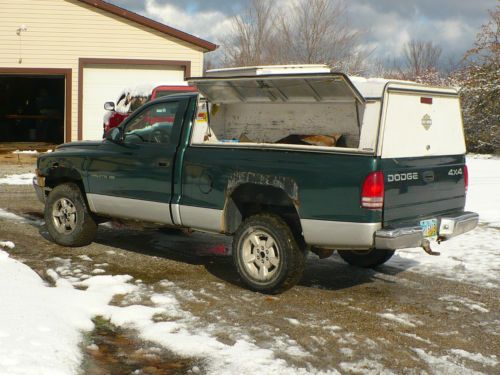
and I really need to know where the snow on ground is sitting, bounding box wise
[0,208,25,221]
[11,150,38,154]
[0,173,36,185]
[0,244,336,375]
[0,208,44,226]
[0,244,137,375]
[0,156,498,374]
[11,149,52,154]
[0,240,15,249]
[412,348,498,374]
[465,155,500,226]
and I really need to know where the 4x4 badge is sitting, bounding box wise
[422,114,432,130]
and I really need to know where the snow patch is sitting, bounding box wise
[413,348,484,375]
[77,255,92,261]
[449,349,498,367]
[439,295,490,313]
[339,358,394,374]
[400,333,433,345]
[465,157,500,225]
[0,241,15,249]
[377,312,422,328]
[285,318,301,326]
[0,208,44,226]
[0,173,36,185]
[12,150,38,154]
[86,344,99,351]
[0,249,137,375]
[0,208,25,221]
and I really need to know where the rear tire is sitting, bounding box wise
[233,213,305,294]
[337,249,395,268]
[44,183,97,247]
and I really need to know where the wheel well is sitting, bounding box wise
[45,169,87,205]
[224,183,303,240]
[46,168,84,190]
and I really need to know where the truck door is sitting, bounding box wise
[87,98,189,224]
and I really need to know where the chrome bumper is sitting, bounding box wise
[375,212,479,250]
[438,212,479,240]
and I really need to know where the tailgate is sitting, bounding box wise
[382,155,466,226]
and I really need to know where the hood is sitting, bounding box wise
[56,140,103,151]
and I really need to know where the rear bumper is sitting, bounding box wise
[375,211,479,250]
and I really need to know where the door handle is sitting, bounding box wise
[157,159,170,167]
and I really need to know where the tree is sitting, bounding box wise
[219,0,367,74]
[219,0,276,67]
[456,6,499,153]
[402,39,442,79]
[276,0,365,72]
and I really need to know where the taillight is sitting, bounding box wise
[464,165,469,194]
[361,171,385,210]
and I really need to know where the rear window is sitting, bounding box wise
[155,90,190,98]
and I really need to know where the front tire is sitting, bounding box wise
[44,183,97,247]
[233,213,305,294]
[337,249,395,268]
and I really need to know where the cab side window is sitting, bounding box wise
[124,101,179,144]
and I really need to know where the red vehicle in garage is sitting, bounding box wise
[103,84,197,135]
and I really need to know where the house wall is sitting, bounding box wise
[0,0,205,141]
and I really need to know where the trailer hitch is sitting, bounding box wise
[422,239,440,256]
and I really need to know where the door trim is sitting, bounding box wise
[179,205,223,233]
[78,58,192,140]
[0,67,72,143]
[87,194,173,224]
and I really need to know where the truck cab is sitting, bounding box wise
[34,65,478,294]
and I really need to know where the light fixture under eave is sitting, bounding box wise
[16,25,28,64]
[16,24,28,36]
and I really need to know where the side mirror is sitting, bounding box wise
[105,127,123,143]
[104,101,115,111]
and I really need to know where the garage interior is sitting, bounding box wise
[0,75,65,145]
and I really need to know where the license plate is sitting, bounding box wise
[420,218,438,237]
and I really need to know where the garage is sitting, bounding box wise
[0,73,66,145]
[81,63,186,140]
[0,0,216,147]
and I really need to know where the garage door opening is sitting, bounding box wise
[0,75,65,145]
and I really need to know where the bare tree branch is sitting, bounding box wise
[402,39,442,78]
[219,0,368,73]
[219,0,276,67]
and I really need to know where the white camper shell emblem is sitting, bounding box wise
[422,114,432,130]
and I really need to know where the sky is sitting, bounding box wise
[107,0,497,66]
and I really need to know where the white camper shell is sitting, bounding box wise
[189,65,466,158]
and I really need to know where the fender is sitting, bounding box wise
[223,171,300,234]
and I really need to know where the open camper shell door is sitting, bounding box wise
[188,73,365,105]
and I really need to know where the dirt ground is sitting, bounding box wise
[0,160,498,374]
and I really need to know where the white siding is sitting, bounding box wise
[0,0,205,141]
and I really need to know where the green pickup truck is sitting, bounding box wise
[34,66,478,293]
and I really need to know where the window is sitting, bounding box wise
[124,101,179,144]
